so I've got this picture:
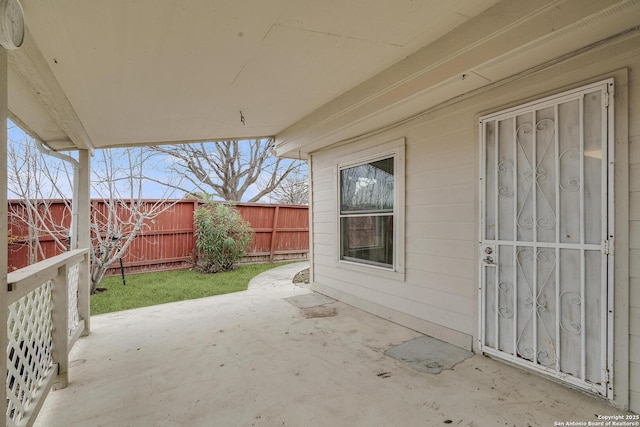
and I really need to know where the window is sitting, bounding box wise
[339,156,395,268]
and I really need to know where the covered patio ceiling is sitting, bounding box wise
[7,0,640,157]
[7,0,501,152]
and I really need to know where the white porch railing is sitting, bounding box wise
[5,249,89,427]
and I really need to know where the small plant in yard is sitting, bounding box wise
[194,203,254,273]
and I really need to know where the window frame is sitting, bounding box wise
[335,138,405,279]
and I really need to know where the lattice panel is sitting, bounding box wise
[6,281,54,427]
[67,263,81,337]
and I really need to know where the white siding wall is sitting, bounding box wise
[310,33,640,411]
[312,119,478,349]
[628,40,640,413]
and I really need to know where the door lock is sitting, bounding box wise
[480,244,497,266]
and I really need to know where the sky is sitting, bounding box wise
[7,121,305,202]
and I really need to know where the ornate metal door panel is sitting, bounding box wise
[479,81,614,397]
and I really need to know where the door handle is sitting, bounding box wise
[480,244,497,266]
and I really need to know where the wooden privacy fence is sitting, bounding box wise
[8,200,309,274]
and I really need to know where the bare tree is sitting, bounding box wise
[89,148,182,292]
[8,129,74,263]
[262,170,309,205]
[149,139,304,202]
[8,131,182,293]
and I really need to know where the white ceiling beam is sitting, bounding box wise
[8,27,93,151]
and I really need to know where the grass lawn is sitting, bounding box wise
[91,262,295,315]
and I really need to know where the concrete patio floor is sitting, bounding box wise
[35,262,629,427]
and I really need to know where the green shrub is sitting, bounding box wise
[194,203,254,273]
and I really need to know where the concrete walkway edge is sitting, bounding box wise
[247,261,309,290]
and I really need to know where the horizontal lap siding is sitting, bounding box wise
[312,108,478,337]
[628,38,640,412]
[314,263,474,332]
[310,33,640,409]
[312,163,337,281]
[406,164,475,189]
[628,50,640,412]
[405,238,475,260]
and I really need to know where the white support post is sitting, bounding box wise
[307,155,314,285]
[0,48,8,427]
[77,149,91,334]
[51,264,69,390]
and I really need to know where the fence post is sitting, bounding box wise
[192,199,199,265]
[51,263,69,390]
[269,205,280,262]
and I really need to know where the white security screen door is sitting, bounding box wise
[479,80,614,397]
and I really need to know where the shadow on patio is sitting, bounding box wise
[35,263,624,427]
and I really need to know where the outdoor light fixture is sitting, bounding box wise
[0,0,24,50]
